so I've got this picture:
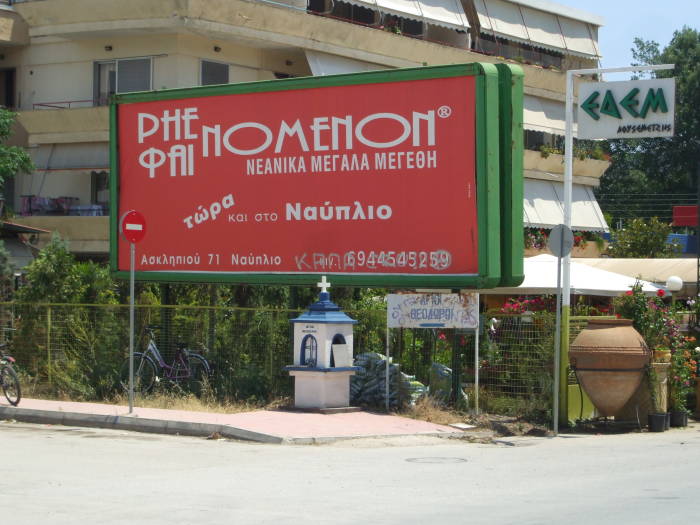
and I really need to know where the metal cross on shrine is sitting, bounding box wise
[317,275,331,293]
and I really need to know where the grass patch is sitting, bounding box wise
[396,396,467,426]
[20,373,290,414]
[106,391,289,413]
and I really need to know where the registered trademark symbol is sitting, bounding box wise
[437,106,452,118]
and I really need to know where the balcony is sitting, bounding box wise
[16,106,108,145]
[17,215,109,256]
[0,2,28,46]
[523,149,610,186]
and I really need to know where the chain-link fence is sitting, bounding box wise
[0,302,601,420]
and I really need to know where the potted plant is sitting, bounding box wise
[646,363,667,432]
[615,284,685,428]
[668,347,697,427]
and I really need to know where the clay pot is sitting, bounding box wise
[570,319,650,417]
[670,410,688,427]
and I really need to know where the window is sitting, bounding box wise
[201,60,229,86]
[91,170,110,214]
[300,335,318,367]
[117,58,152,93]
[94,58,152,106]
[330,334,347,368]
[95,62,116,106]
[0,68,16,108]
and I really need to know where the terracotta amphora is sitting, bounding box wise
[569,319,650,417]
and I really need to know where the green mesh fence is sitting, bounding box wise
[0,302,602,419]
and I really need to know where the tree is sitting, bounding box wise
[13,235,122,399]
[0,108,33,194]
[595,27,700,224]
[0,239,14,299]
[15,234,117,304]
[606,217,680,258]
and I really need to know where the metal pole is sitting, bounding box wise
[385,323,390,412]
[46,305,52,386]
[451,329,459,405]
[128,241,135,414]
[474,315,480,416]
[561,70,575,426]
[561,63,674,425]
[696,162,700,311]
[553,253,562,434]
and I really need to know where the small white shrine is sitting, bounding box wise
[284,276,360,410]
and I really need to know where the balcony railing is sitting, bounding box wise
[20,195,107,217]
[32,99,97,110]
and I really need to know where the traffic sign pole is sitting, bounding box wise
[129,241,135,414]
[119,210,147,415]
[549,224,573,435]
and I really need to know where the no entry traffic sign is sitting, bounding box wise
[119,210,147,244]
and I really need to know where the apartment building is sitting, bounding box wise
[0,0,609,262]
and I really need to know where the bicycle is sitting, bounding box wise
[119,326,212,395]
[0,343,21,406]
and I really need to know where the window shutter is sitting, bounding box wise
[201,61,229,86]
[117,58,152,93]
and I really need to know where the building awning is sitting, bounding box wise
[1,221,50,235]
[305,50,389,76]
[474,0,601,58]
[575,258,698,287]
[523,179,608,232]
[524,95,576,135]
[477,254,663,297]
[339,0,470,30]
[31,143,109,170]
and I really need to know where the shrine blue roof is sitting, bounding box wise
[291,292,358,325]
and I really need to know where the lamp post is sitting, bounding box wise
[666,275,683,307]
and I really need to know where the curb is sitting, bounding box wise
[284,431,469,445]
[0,406,284,444]
[0,406,468,444]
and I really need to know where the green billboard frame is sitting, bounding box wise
[496,63,525,287]
[110,63,521,289]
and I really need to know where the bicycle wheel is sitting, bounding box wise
[1,365,21,406]
[184,353,211,396]
[119,352,157,394]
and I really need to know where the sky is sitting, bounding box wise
[557,0,699,78]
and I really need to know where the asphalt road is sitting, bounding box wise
[1,420,698,524]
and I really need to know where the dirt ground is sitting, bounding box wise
[465,413,553,437]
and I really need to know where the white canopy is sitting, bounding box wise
[523,180,609,233]
[479,254,664,297]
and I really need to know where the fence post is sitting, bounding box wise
[46,305,52,385]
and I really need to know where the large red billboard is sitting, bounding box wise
[112,65,505,287]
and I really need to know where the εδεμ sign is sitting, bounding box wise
[387,293,479,329]
[111,64,507,288]
[577,78,675,139]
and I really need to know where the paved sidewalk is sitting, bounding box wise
[0,398,464,444]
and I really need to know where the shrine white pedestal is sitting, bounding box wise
[286,368,358,409]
